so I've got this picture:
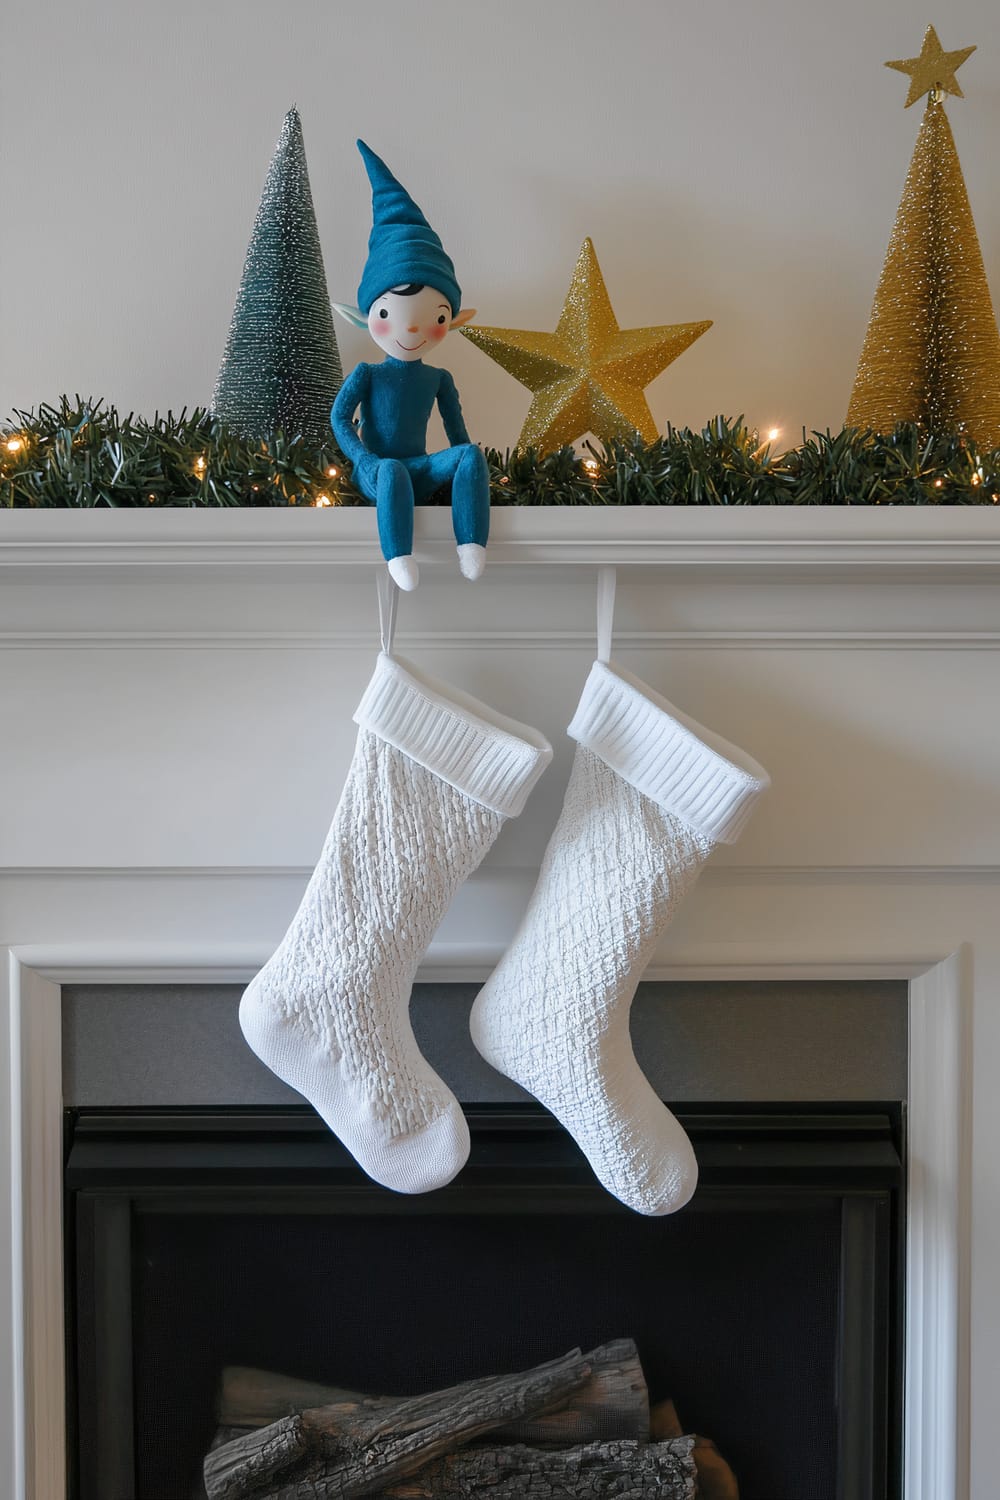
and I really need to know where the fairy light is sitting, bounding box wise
[934,478,944,488]
[751,426,782,459]
[582,457,600,477]
[194,455,207,475]
[972,468,983,487]
[314,493,334,507]
[326,466,339,479]
[5,436,24,454]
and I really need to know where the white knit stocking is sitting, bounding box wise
[470,660,769,1216]
[240,651,551,1194]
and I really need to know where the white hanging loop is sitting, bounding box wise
[376,571,399,656]
[596,566,617,663]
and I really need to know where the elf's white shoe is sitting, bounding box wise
[457,543,486,581]
[387,554,419,591]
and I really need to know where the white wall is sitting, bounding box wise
[2,0,999,449]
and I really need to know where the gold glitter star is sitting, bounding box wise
[462,238,711,454]
[885,25,976,109]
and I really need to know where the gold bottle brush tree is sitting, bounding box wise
[847,26,1000,452]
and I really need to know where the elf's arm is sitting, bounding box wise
[436,369,472,447]
[331,364,373,466]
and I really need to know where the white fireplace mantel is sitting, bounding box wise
[3,504,1000,575]
[2,506,998,1500]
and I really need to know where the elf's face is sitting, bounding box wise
[368,284,453,361]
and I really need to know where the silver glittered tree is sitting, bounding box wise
[213,107,342,444]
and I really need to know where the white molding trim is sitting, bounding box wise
[4,628,1000,652]
[3,953,64,1500]
[0,939,971,1500]
[0,959,14,1500]
[3,507,1000,576]
[906,950,973,1500]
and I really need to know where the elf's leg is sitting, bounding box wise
[412,447,490,581]
[376,459,419,591]
[240,648,552,1193]
[470,657,769,1216]
[449,445,490,580]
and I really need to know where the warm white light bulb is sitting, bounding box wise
[326,466,339,479]
[582,458,600,476]
[314,493,333,507]
[751,426,781,459]
[194,456,206,473]
[5,436,24,453]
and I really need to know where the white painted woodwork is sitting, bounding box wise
[2,959,64,1500]
[1,508,996,1499]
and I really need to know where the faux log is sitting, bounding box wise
[650,1397,684,1440]
[203,1348,592,1500]
[218,1370,394,1428]
[216,1339,648,1445]
[691,1436,740,1500]
[370,1438,697,1500]
[650,1401,740,1499]
[493,1339,648,1445]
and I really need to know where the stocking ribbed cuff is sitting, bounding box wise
[568,660,769,843]
[354,652,553,817]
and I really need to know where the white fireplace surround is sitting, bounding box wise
[2,507,997,1500]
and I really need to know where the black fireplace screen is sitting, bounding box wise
[65,1105,903,1500]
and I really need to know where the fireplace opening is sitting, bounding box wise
[65,1103,903,1500]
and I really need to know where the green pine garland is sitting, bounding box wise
[3,398,999,508]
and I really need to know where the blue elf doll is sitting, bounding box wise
[332,141,489,591]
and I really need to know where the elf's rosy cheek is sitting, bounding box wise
[428,323,447,342]
[373,320,392,338]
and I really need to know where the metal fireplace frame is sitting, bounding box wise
[64,1102,904,1500]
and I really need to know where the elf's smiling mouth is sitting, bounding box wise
[395,339,426,351]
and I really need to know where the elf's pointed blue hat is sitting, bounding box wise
[356,140,461,317]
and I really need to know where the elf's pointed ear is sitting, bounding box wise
[450,308,477,330]
[333,302,368,328]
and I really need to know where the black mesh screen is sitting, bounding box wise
[131,1198,841,1500]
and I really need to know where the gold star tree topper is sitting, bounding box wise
[885,24,975,108]
[462,239,711,454]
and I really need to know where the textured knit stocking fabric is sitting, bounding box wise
[470,660,769,1216]
[240,651,551,1194]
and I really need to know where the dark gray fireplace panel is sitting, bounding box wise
[62,980,908,1106]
